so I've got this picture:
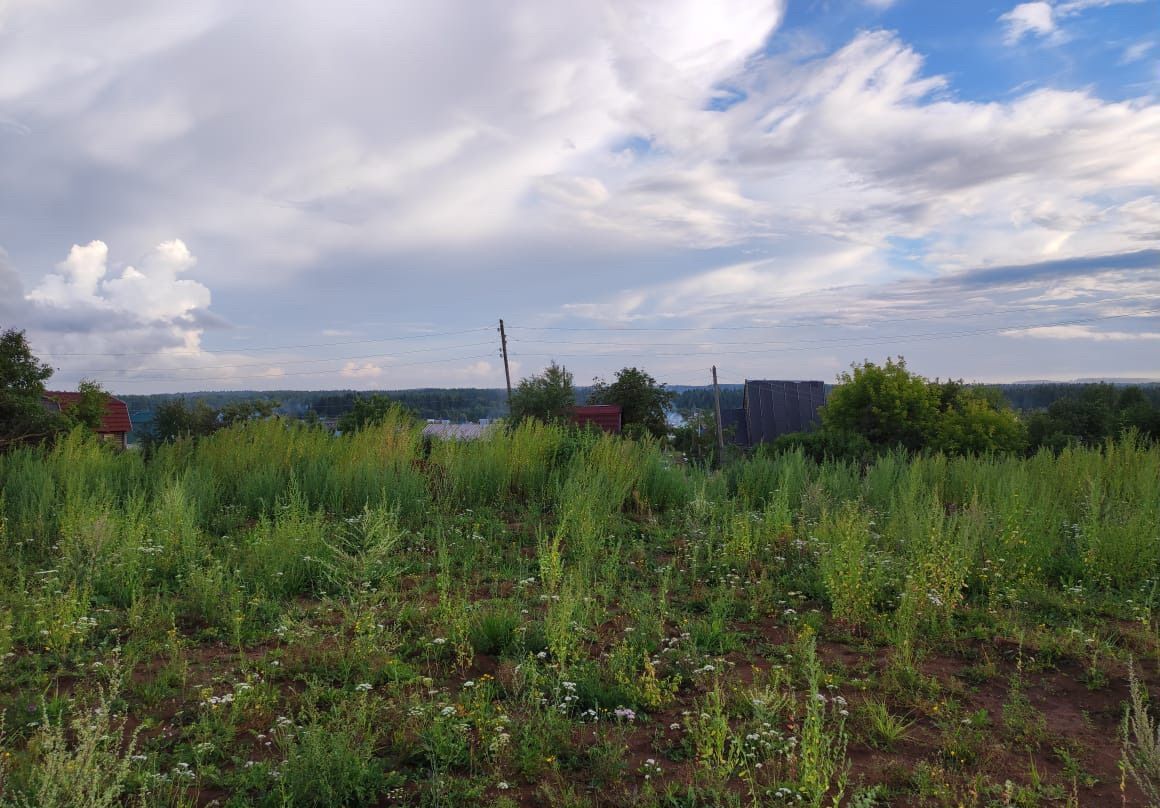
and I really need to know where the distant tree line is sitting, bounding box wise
[311,389,509,423]
[671,387,743,414]
[141,397,282,449]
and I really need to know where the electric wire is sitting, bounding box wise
[40,325,496,357]
[506,310,1158,354]
[66,340,497,375]
[507,296,1152,332]
[103,352,499,384]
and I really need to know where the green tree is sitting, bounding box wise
[820,357,1027,457]
[821,357,939,452]
[147,398,219,445]
[69,379,111,431]
[219,398,281,428]
[671,409,719,466]
[931,383,1026,455]
[588,366,674,439]
[0,328,65,447]
[510,362,575,424]
[337,395,411,433]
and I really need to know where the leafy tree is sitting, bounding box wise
[1117,386,1160,440]
[69,379,111,431]
[337,395,413,433]
[1023,384,1159,449]
[147,398,219,445]
[588,366,674,439]
[0,328,66,447]
[510,362,575,424]
[671,409,724,466]
[931,383,1026,455]
[821,357,940,452]
[145,396,282,447]
[219,398,281,427]
[820,357,1027,457]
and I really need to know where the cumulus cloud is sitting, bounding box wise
[26,239,210,325]
[27,239,209,323]
[10,239,227,387]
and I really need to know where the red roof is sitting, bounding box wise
[571,404,622,434]
[43,392,133,434]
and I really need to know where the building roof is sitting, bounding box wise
[572,404,622,434]
[726,380,826,446]
[42,392,133,434]
[422,422,492,440]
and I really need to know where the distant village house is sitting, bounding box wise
[42,392,133,449]
[571,404,622,434]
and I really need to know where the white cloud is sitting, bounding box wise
[15,239,227,387]
[999,0,1145,45]
[1000,3,1056,44]
[340,362,384,380]
[1120,40,1154,64]
[1,2,1158,387]
[27,239,210,322]
[1004,324,1160,340]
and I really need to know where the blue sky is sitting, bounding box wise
[1,0,1157,391]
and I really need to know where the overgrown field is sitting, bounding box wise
[0,418,1158,806]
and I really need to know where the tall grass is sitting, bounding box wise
[0,426,1156,657]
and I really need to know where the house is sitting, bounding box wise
[42,391,133,449]
[571,404,622,434]
[721,380,826,447]
[421,419,496,440]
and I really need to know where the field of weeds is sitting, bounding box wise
[0,417,1158,807]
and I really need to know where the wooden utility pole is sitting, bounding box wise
[499,319,513,408]
[711,365,725,457]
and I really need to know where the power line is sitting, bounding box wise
[40,325,495,357]
[508,296,1153,332]
[508,310,1158,352]
[102,352,496,382]
[64,340,496,375]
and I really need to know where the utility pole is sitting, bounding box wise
[498,319,513,409]
[711,365,725,460]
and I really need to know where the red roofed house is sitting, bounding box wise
[571,404,622,434]
[42,392,133,449]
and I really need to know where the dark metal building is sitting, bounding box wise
[721,380,826,447]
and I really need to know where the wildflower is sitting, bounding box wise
[497,781,511,790]
[354,682,372,692]
[614,707,636,721]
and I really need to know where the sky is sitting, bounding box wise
[1,0,1158,393]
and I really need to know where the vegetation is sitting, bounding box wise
[0,416,1156,805]
[143,396,280,447]
[1,328,110,450]
[509,361,576,425]
[588,367,674,440]
[335,394,413,434]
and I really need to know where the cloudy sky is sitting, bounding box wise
[1,0,1158,392]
